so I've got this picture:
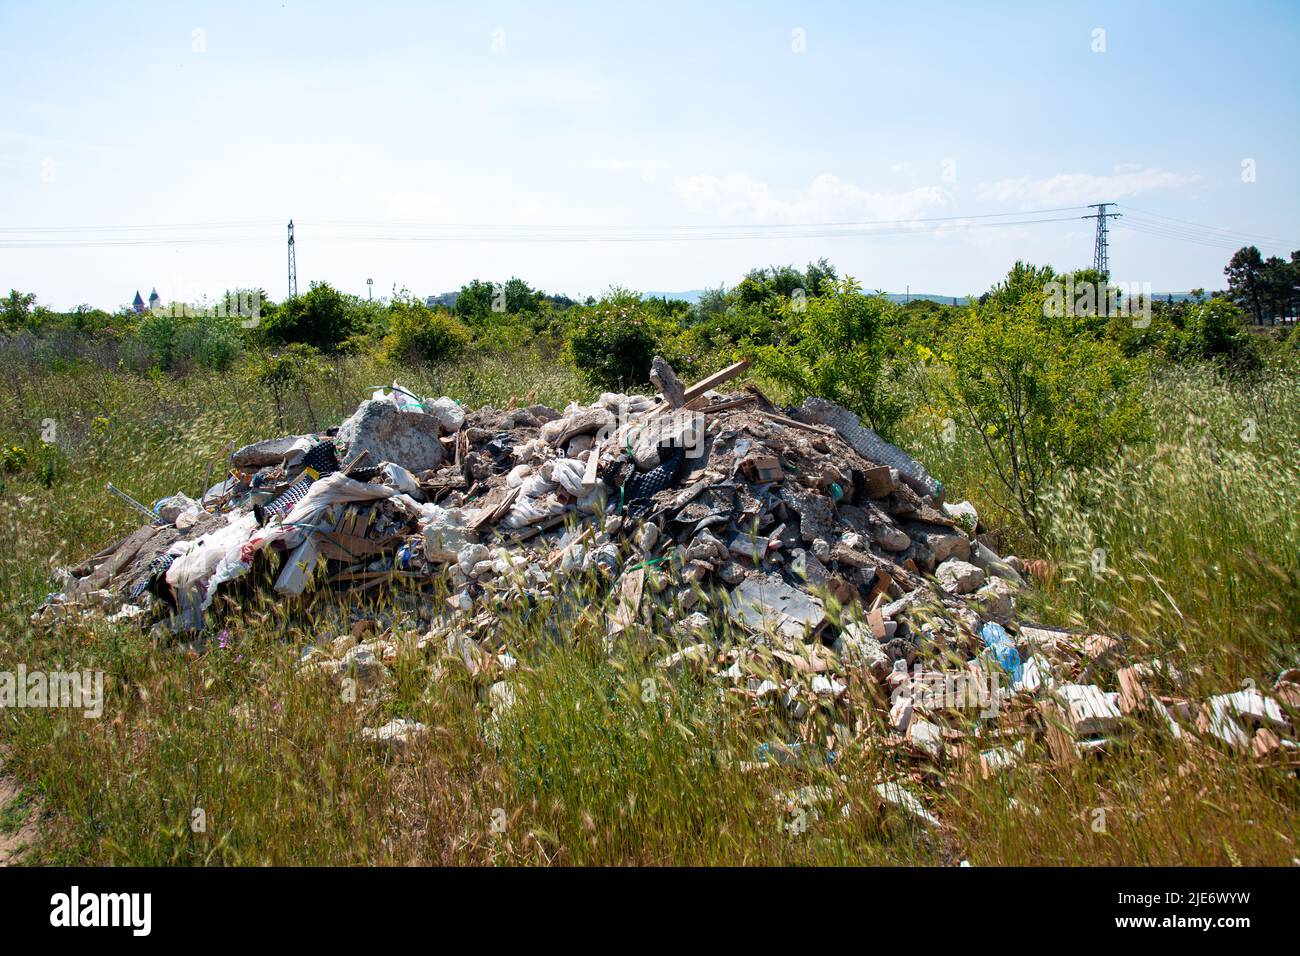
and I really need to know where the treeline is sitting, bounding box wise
[1223,246,1300,326]
[3,251,1296,540]
[2,248,1294,389]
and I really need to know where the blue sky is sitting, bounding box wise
[2,0,1297,309]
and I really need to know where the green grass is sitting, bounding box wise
[0,348,1296,865]
[0,788,32,835]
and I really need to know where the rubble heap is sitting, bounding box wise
[40,357,1299,824]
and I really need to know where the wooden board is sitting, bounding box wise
[72,524,159,596]
[606,567,646,637]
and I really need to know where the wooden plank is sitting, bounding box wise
[1117,667,1147,715]
[646,358,753,419]
[582,450,601,490]
[762,411,838,437]
[73,524,159,596]
[1038,699,1077,766]
[340,450,369,474]
[316,531,400,563]
[468,485,520,532]
[700,394,757,414]
[606,567,646,637]
[681,358,750,405]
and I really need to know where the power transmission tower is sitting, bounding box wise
[1083,203,1121,279]
[287,219,298,301]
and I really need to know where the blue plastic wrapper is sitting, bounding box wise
[980,621,1023,683]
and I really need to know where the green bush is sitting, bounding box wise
[568,292,659,391]
[939,272,1146,540]
[382,299,471,364]
[260,282,364,354]
[244,344,328,429]
[128,308,243,372]
[1179,298,1260,368]
[753,278,908,440]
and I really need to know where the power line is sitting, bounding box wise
[0,220,279,234]
[298,205,1094,232]
[1120,216,1269,252]
[1121,223,1245,252]
[0,215,1087,247]
[300,216,1087,243]
[0,236,279,248]
[1118,204,1299,247]
[0,207,1094,244]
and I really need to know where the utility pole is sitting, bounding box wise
[1083,203,1121,280]
[287,220,298,302]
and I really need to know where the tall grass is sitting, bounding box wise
[0,351,1295,865]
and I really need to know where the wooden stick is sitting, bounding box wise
[762,411,837,437]
[682,357,750,404]
[700,393,757,414]
[648,358,751,419]
[341,450,370,475]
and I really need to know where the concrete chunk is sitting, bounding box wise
[337,399,445,473]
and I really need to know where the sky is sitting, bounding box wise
[2,0,1298,310]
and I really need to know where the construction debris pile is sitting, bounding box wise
[38,357,1299,825]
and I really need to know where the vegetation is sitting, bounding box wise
[937,266,1146,539]
[753,277,908,440]
[0,248,1296,865]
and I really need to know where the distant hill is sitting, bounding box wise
[643,290,706,303]
[432,288,1204,310]
[885,293,970,306]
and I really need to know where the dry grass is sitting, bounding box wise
[0,350,1295,865]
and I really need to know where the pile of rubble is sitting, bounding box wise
[39,357,1299,826]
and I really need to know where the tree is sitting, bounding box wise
[939,267,1145,540]
[1225,246,1266,325]
[753,278,907,440]
[454,277,544,323]
[2,290,38,330]
[568,289,659,390]
[734,260,838,310]
[383,295,471,364]
[691,285,730,323]
[1261,255,1294,324]
[261,282,362,353]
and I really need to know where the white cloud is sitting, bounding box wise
[976,167,1201,207]
[669,172,951,223]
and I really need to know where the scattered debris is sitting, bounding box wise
[35,357,1300,835]
[360,717,429,754]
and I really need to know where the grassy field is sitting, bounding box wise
[0,345,1296,865]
